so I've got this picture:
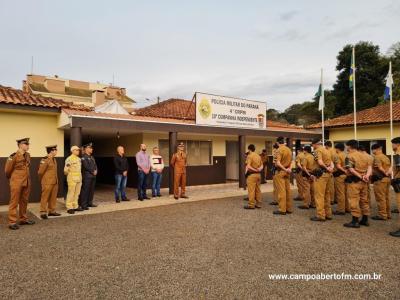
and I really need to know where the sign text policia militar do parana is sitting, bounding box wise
[195,92,267,129]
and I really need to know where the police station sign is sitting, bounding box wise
[195,92,266,129]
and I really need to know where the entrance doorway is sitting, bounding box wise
[226,141,239,181]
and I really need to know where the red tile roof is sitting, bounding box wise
[307,101,400,129]
[134,98,195,120]
[0,85,90,110]
[134,98,302,130]
[63,108,317,135]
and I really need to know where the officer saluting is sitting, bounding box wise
[38,145,62,219]
[79,142,98,209]
[4,138,35,230]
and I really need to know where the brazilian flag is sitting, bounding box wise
[349,48,355,90]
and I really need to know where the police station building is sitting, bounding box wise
[0,84,320,205]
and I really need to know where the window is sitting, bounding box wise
[158,140,170,165]
[158,140,212,166]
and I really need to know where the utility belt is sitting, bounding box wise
[301,170,311,179]
[333,170,345,177]
[311,168,326,178]
[394,154,400,167]
[271,165,290,175]
[371,174,389,183]
[271,166,276,176]
[391,178,400,193]
[245,171,261,178]
[345,175,362,184]
[293,167,302,174]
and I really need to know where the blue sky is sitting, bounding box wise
[0,0,399,110]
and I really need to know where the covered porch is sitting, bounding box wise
[60,109,321,195]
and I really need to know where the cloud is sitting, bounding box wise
[279,10,299,21]
[326,20,383,40]
[255,28,307,41]
[129,71,336,110]
[276,29,307,41]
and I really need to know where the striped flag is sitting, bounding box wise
[384,62,393,101]
[349,47,355,90]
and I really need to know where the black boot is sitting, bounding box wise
[344,216,360,228]
[389,229,400,237]
[359,215,369,226]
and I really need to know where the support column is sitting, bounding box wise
[70,127,82,149]
[295,139,301,154]
[238,135,246,189]
[169,132,177,195]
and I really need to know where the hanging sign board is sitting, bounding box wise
[195,92,266,129]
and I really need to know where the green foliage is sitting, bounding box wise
[332,41,387,116]
[388,42,400,101]
[275,41,398,125]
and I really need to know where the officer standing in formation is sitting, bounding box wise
[343,139,372,228]
[38,145,61,219]
[389,137,400,237]
[294,147,305,202]
[64,146,83,214]
[171,142,188,200]
[371,144,391,221]
[79,142,98,210]
[332,143,348,215]
[273,136,293,215]
[324,141,336,204]
[243,144,263,209]
[310,138,334,222]
[298,145,316,209]
[4,138,35,230]
[270,142,280,206]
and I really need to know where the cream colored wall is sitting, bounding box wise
[0,110,64,157]
[247,137,275,154]
[94,133,143,157]
[329,124,400,155]
[142,133,274,157]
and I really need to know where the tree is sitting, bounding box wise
[332,41,387,116]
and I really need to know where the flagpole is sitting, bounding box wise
[321,68,325,144]
[352,46,357,140]
[389,61,394,178]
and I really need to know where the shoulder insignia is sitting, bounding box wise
[8,152,16,160]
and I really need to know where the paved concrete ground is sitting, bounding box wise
[26,182,277,219]
[0,193,399,299]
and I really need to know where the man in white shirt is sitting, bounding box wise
[150,147,164,197]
